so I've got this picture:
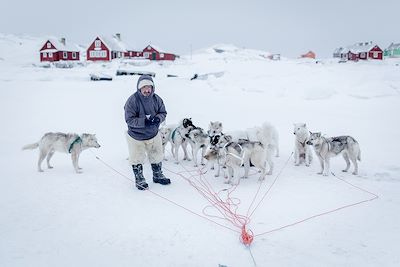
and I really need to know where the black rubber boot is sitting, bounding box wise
[151,162,171,185]
[132,164,148,190]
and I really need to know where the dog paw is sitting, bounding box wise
[305,164,310,167]
[175,162,179,165]
[342,169,348,172]
[317,172,323,175]
[323,173,329,176]
[352,172,358,175]
[48,166,53,169]
[214,174,219,177]
[38,169,44,172]
[295,163,300,166]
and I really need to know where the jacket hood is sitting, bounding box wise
[137,75,155,97]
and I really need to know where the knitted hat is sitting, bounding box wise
[138,79,154,89]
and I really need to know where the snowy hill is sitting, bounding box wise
[1,34,400,267]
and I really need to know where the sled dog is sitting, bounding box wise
[205,122,278,182]
[170,118,195,164]
[22,132,100,173]
[306,132,361,176]
[293,123,313,166]
[187,126,209,167]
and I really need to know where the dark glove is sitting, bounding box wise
[144,118,152,126]
[150,116,160,125]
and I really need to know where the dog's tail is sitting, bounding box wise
[22,143,39,150]
[357,149,361,161]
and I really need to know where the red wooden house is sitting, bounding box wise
[39,38,80,62]
[141,45,176,61]
[300,50,316,59]
[86,34,140,61]
[342,42,383,61]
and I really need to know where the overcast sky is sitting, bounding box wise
[1,0,398,57]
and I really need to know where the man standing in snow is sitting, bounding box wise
[124,75,170,190]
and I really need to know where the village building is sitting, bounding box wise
[39,38,80,62]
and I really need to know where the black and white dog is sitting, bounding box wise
[306,132,361,176]
[169,118,195,164]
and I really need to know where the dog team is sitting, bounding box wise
[22,74,361,190]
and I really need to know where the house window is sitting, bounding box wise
[95,40,101,48]
[160,53,164,58]
[137,52,140,56]
[373,51,379,58]
[49,52,53,58]
[72,52,77,59]
[47,42,51,48]
[130,51,133,56]
[143,52,149,58]
[63,52,68,59]
[360,52,366,58]
[89,50,107,58]
[43,52,47,58]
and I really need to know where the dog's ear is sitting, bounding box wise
[303,123,306,127]
[316,132,321,137]
[218,122,222,127]
[309,131,312,135]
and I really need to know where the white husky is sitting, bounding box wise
[22,132,101,173]
[293,123,313,166]
[306,132,361,176]
[205,122,278,183]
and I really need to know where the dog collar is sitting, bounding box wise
[68,136,82,153]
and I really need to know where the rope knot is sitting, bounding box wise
[240,225,254,246]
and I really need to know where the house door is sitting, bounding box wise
[152,52,157,60]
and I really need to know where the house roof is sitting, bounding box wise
[333,47,344,54]
[42,37,79,52]
[347,42,379,53]
[144,44,166,53]
[95,35,139,52]
[387,43,400,50]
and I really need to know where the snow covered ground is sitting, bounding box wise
[1,34,400,267]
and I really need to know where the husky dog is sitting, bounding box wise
[170,118,195,164]
[206,139,267,185]
[208,121,223,137]
[293,123,313,166]
[22,132,101,173]
[159,125,174,161]
[207,121,223,171]
[187,126,209,167]
[306,132,361,176]
[205,122,277,182]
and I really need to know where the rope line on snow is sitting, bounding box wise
[91,149,379,251]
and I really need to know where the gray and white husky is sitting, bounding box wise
[306,132,361,176]
[205,122,277,183]
[187,126,209,167]
[22,132,101,173]
[293,123,313,166]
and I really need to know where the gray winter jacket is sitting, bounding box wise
[124,75,167,140]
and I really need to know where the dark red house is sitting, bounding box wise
[86,34,138,61]
[141,45,177,61]
[343,42,383,61]
[40,38,80,62]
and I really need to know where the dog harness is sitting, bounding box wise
[68,136,82,153]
